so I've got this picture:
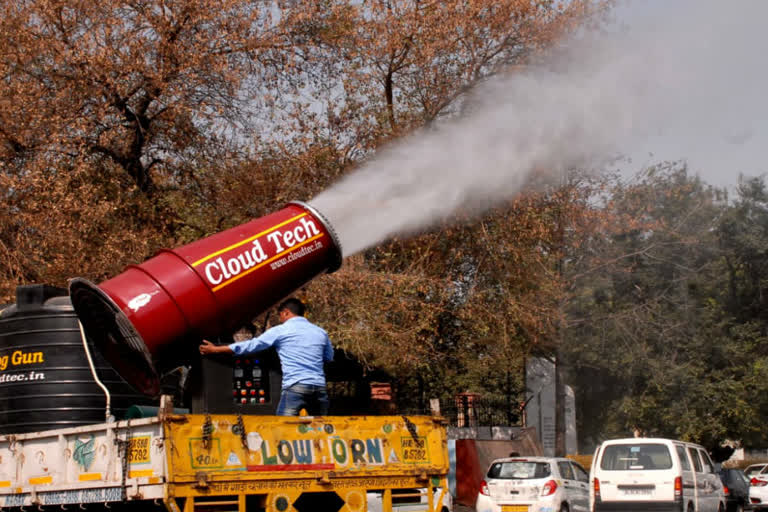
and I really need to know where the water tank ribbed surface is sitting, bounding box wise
[0,285,150,434]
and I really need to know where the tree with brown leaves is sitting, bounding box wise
[0,0,614,410]
[0,0,324,296]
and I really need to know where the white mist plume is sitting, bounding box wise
[311,0,768,256]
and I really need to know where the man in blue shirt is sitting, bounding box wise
[199,297,333,416]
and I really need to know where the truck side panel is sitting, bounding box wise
[0,417,166,507]
[167,414,447,480]
[0,414,451,511]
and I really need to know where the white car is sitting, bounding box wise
[748,466,768,510]
[476,456,590,512]
[590,437,725,512]
[746,463,768,480]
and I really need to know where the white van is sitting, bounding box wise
[589,437,725,512]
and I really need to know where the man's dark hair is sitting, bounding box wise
[278,297,305,316]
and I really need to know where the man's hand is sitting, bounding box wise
[199,339,233,356]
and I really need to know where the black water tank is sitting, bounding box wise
[0,285,153,434]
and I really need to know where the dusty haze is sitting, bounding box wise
[311,0,768,257]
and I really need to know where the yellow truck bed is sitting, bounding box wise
[0,413,451,512]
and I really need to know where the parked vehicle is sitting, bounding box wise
[476,456,590,512]
[589,437,726,512]
[719,467,753,512]
[745,464,768,480]
[0,412,453,511]
[748,465,768,510]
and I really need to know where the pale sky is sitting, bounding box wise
[612,0,768,188]
[313,0,768,254]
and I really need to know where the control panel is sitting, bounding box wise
[188,346,281,415]
[232,357,271,406]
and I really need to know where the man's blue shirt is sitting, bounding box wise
[229,316,333,389]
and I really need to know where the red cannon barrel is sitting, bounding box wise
[69,201,342,397]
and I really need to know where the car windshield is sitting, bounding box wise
[487,461,552,480]
[600,443,673,471]
[746,466,766,477]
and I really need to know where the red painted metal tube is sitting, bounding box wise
[69,201,342,396]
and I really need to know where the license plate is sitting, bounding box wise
[621,488,652,495]
[501,506,529,512]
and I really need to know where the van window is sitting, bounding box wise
[600,443,673,471]
[698,449,714,474]
[687,447,702,472]
[675,445,691,471]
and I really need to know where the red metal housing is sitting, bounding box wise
[69,201,342,396]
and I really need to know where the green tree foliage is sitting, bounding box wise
[565,163,768,452]
[713,177,768,447]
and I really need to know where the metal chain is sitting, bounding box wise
[202,413,213,451]
[115,423,131,503]
[402,416,419,444]
[235,412,248,451]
